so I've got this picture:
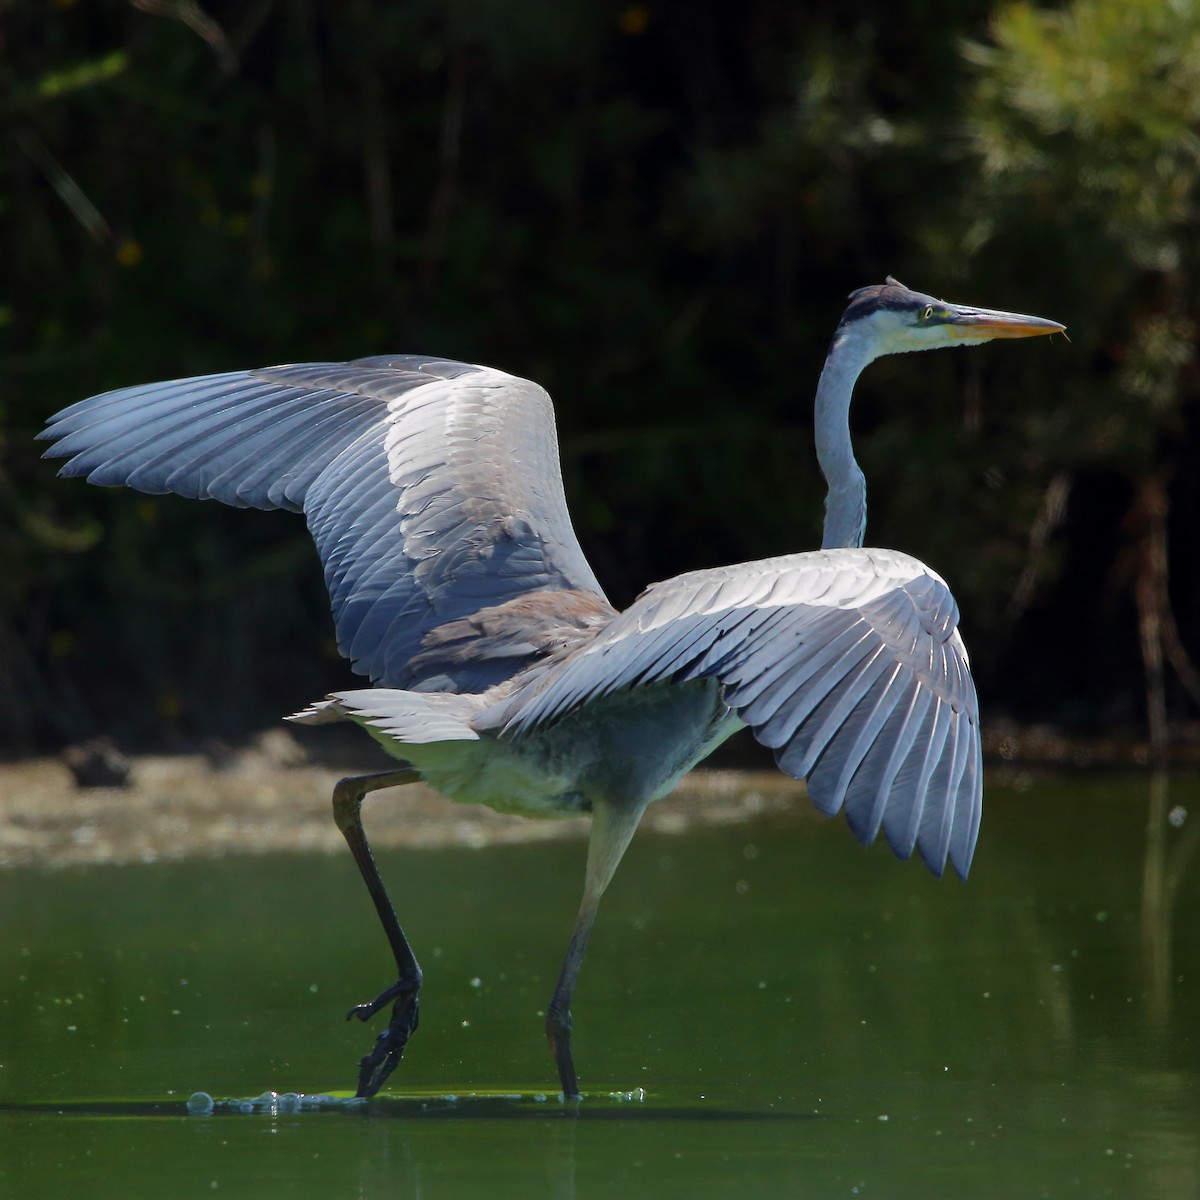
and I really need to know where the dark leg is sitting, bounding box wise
[332,768,422,1098]
[545,800,644,1099]
[544,912,595,1101]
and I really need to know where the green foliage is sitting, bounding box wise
[1,0,1196,748]
[966,0,1200,391]
[968,0,1200,271]
[959,0,1200,719]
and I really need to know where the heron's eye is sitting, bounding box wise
[921,305,935,321]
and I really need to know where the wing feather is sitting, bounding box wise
[920,714,968,876]
[811,660,905,814]
[901,696,953,857]
[490,547,981,878]
[754,626,877,748]
[862,683,931,848]
[790,643,890,777]
[41,357,612,689]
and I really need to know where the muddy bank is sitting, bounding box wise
[6,716,1196,871]
[0,732,801,870]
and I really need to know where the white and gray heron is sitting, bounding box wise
[40,277,1063,1099]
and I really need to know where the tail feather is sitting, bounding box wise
[288,688,482,744]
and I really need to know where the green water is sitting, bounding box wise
[1,772,1197,1198]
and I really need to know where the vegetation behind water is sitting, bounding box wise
[3,0,1198,750]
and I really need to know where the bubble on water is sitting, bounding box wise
[1168,805,1187,828]
[185,1089,370,1116]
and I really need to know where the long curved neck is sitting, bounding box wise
[814,325,877,550]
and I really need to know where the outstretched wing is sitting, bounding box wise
[491,547,981,878]
[39,356,611,689]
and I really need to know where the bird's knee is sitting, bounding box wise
[333,768,421,833]
[332,777,365,833]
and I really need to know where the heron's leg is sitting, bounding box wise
[545,800,645,1100]
[332,767,422,1098]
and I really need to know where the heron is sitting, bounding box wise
[40,277,1063,1099]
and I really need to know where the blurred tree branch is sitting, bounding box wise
[128,0,237,75]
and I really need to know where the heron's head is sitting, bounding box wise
[838,276,1065,358]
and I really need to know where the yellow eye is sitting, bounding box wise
[921,305,935,321]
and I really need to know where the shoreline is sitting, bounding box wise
[0,741,802,871]
[4,718,1197,871]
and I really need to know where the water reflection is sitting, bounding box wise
[0,771,1197,1198]
[1142,768,1199,1029]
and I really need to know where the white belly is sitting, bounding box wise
[365,680,742,820]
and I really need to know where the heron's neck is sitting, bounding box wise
[814,325,876,550]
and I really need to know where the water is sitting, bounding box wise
[1,771,1197,1197]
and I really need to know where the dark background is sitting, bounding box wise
[3,0,1198,752]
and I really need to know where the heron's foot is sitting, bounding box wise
[347,975,421,1098]
[545,1005,581,1100]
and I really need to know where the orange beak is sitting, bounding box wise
[944,305,1066,340]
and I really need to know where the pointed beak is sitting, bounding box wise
[945,305,1066,340]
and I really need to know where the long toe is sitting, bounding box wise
[346,978,409,1024]
[356,1027,403,1098]
[353,993,421,1098]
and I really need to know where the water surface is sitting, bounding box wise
[1,771,1197,1197]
